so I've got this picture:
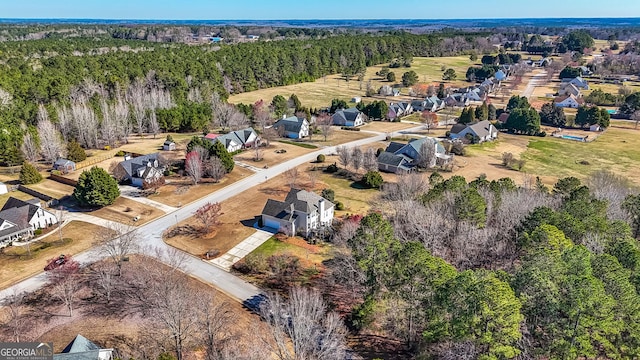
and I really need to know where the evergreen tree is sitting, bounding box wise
[66,140,87,162]
[458,107,475,124]
[73,167,120,207]
[437,83,446,99]
[210,140,234,173]
[19,161,42,184]
[488,103,497,120]
[475,101,489,120]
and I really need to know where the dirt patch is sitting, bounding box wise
[148,166,253,207]
[0,221,113,290]
[165,222,256,259]
[90,197,163,226]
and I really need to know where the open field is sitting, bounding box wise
[360,121,418,133]
[234,141,317,169]
[308,128,372,147]
[148,166,253,207]
[250,236,329,268]
[229,56,474,108]
[25,179,75,199]
[90,197,164,226]
[0,221,112,290]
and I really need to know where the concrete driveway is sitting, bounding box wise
[210,229,274,270]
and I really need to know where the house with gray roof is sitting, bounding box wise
[424,96,445,112]
[53,158,76,174]
[0,197,58,247]
[332,108,365,127]
[561,76,589,90]
[261,188,334,236]
[273,116,309,139]
[449,120,498,143]
[54,334,113,360]
[387,102,414,121]
[112,152,164,188]
[378,137,450,173]
[206,127,259,152]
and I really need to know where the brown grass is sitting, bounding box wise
[90,197,164,226]
[310,128,373,147]
[234,142,316,169]
[360,121,419,133]
[148,166,253,207]
[25,180,75,199]
[0,221,112,290]
[0,190,37,208]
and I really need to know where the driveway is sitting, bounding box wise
[118,185,178,213]
[521,70,548,99]
[0,125,423,304]
[210,229,273,270]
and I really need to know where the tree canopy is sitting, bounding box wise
[73,166,120,207]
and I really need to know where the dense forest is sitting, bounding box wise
[0,30,486,165]
[327,171,640,359]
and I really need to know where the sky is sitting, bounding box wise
[1,0,639,20]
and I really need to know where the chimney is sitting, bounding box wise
[318,199,325,222]
[283,114,287,120]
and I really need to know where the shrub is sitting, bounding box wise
[166,134,174,142]
[537,131,547,137]
[502,152,514,167]
[73,167,120,207]
[376,148,384,156]
[335,201,345,211]
[316,154,326,163]
[19,162,42,185]
[362,170,384,189]
[34,229,43,236]
[104,145,111,151]
[321,188,335,202]
[115,150,126,157]
[445,131,451,137]
[516,159,526,171]
[325,163,339,173]
[51,170,62,176]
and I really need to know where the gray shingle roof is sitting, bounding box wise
[0,197,41,229]
[285,188,334,213]
[274,117,306,133]
[467,120,494,138]
[62,335,101,353]
[450,123,467,134]
[377,152,406,167]
[332,108,361,125]
[385,142,405,154]
[118,153,160,178]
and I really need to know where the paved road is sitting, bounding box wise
[0,126,422,303]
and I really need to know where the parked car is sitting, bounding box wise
[44,254,67,271]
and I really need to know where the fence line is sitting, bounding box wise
[49,174,78,187]
[75,150,118,170]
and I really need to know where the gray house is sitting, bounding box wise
[273,116,310,139]
[54,334,114,360]
[261,188,334,236]
[113,153,164,187]
[450,120,498,143]
[332,108,365,127]
[53,158,76,173]
[378,137,449,173]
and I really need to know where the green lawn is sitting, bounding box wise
[251,238,328,265]
[520,126,640,183]
[319,172,379,215]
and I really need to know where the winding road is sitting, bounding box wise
[0,126,423,305]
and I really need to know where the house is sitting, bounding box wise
[495,70,507,82]
[332,108,365,127]
[210,37,223,43]
[54,334,114,360]
[561,76,589,90]
[163,141,176,151]
[206,128,259,152]
[445,93,470,107]
[449,120,498,143]
[53,158,76,173]
[554,94,585,108]
[113,153,164,187]
[260,188,334,236]
[536,57,552,67]
[392,89,401,97]
[559,83,582,97]
[590,124,602,132]
[247,35,260,40]
[424,96,446,112]
[410,100,427,112]
[0,197,58,247]
[273,116,310,139]
[579,66,593,76]
[378,137,450,173]
[0,182,7,195]
[387,102,413,120]
[480,78,496,92]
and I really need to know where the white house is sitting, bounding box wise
[0,197,58,247]
[260,188,334,237]
[554,94,585,108]
[273,116,310,139]
[558,83,582,97]
[562,76,589,90]
[449,120,498,143]
[163,141,176,151]
[206,127,259,152]
[113,153,165,188]
[377,137,451,173]
[332,108,365,127]
[0,182,7,195]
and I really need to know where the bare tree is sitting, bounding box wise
[128,79,148,136]
[37,104,66,164]
[96,223,139,276]
[285,168,299,189]
[417,140,436,169]
[21,131,40,163]
[2,290,28,342]
[363,147,378,172]
[206,157,226,182]
[90,261,117,304]
[262,127,279,146]
[148,109,160,138]
[56,103,74,142]
[48,256,81,316]
[71,97,99,149]
[197,291,237,360]
[253,140,263,161]
[114,94,132,143]
[317,114,334,142]
[194,202,223,233]
[185,151,204,185]
[261,287,348,360]
[308,170,319,188]
[100,98,119,147]
[351,147,363,173]
[336,145,351,169]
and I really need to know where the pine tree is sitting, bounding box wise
[19,161,43,184]
[73,167,120,207]
[210,141,234,173]
[458,107,475,124]
[66,140,87,162]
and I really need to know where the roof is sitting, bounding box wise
[407,137,445,154]
[450,123,467,134]
[62,335,101,354]
[0,197,42,229]
[467,120,495,138]
[204,133,219,140]
[385,142,405,154]
[0,218,21,239]
[54,158,75,166]
[117,153,160,178]
[261,199,295,221]
[285,188,334,213]
[274,116,307,133]
[498,112,510,123]
[554,94,584,105]
[377,151,406,167]
[332,108,362,124]
[163,141,175,146]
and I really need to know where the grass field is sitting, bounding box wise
[90,197,164,226]
[25,180,75,199]
[250,237,329,267]
[228,56,474,109]
[0,221,112,290]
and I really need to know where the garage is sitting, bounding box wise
[263,217,282,231]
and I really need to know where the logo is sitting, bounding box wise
[0,343,53,360]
